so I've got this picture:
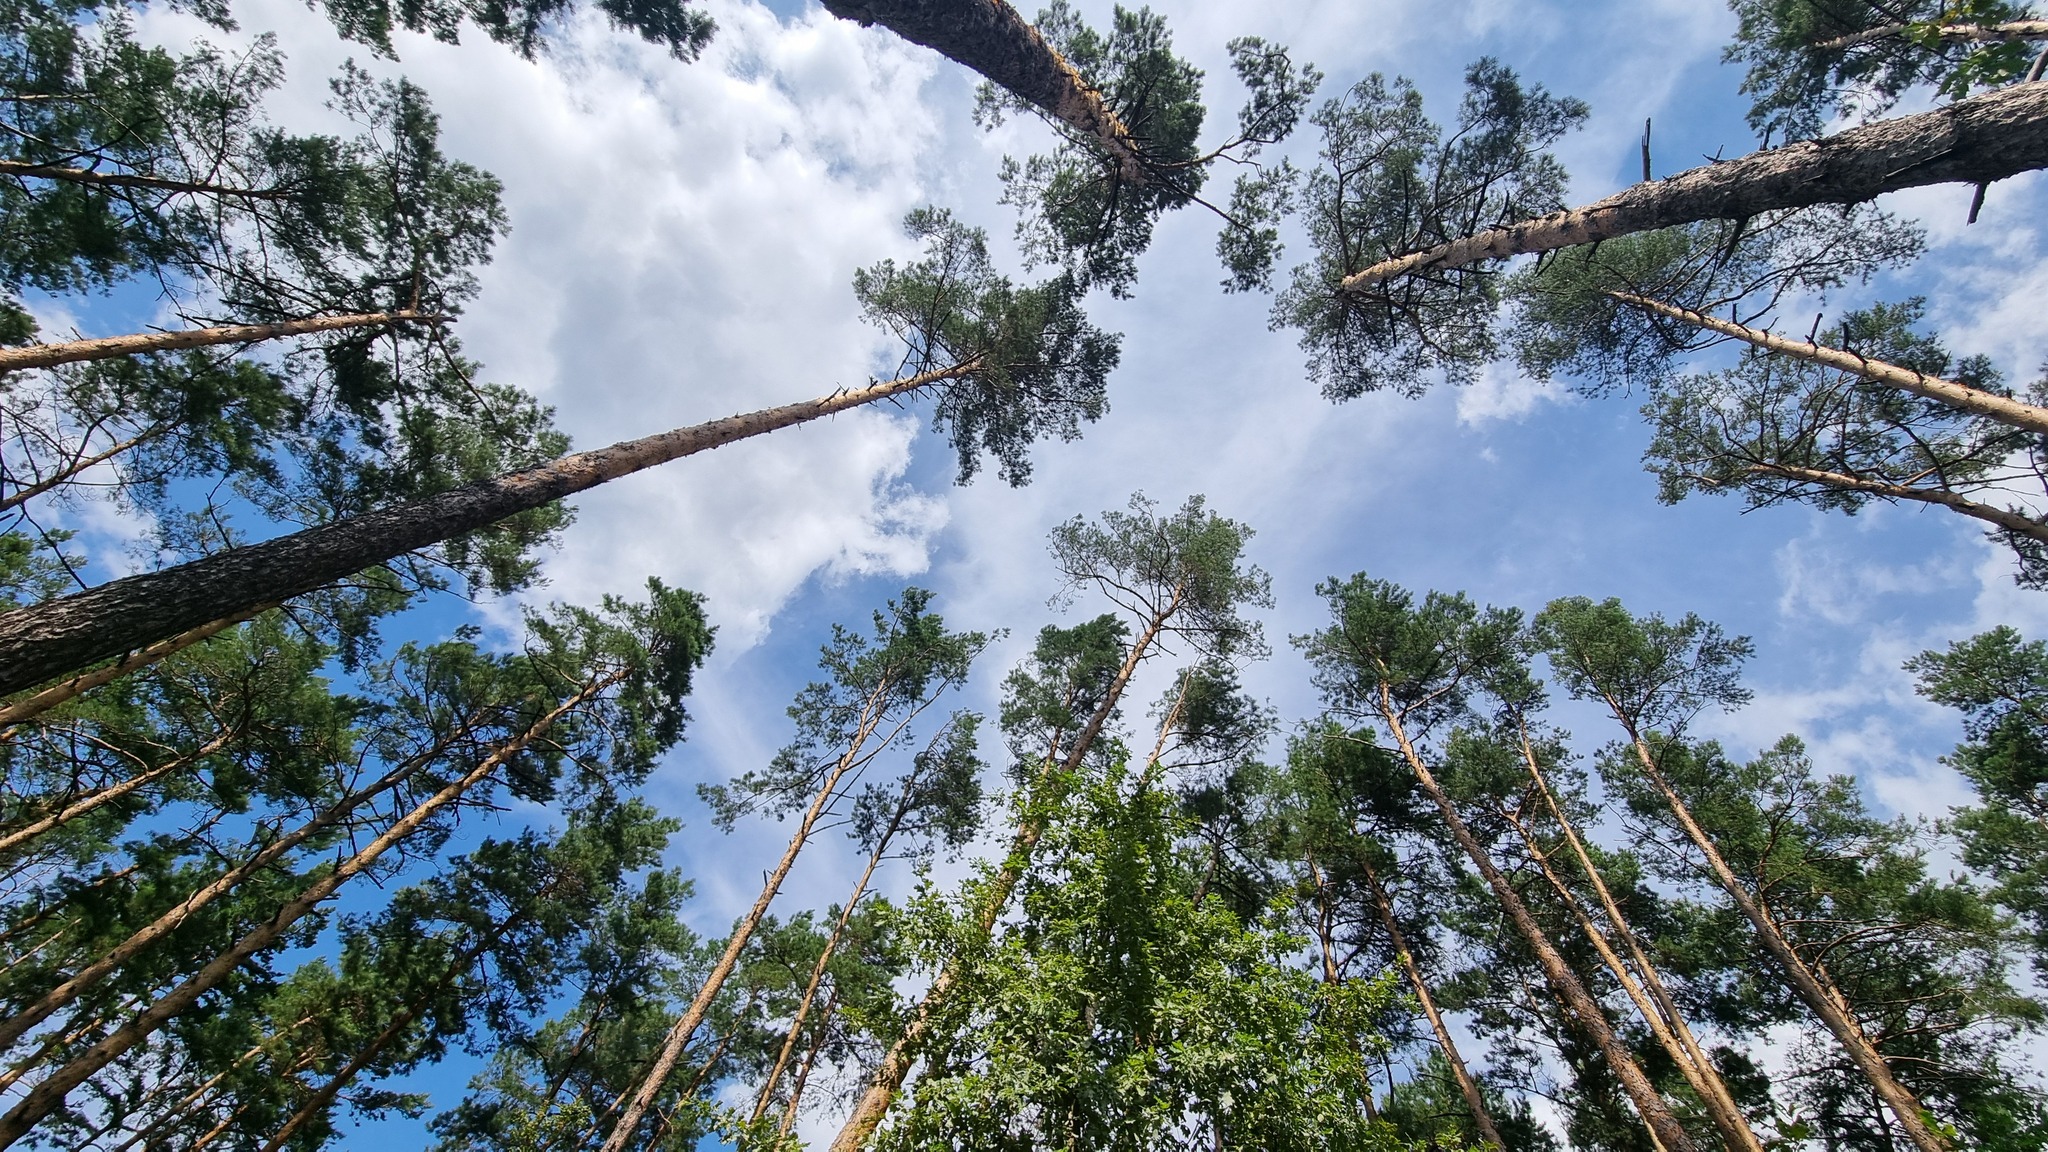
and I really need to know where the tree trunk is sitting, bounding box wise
[1611,291,2048,435]
[778,983,843,1137]
[827,595,1180,1152]
[1813,20,2048,51]
[0,727,237,857]
[1358,856,1505,1151]
[0,707,486,1053]
[1515,722,1758,1152]
[0,673,614,1149]
[817,0,1147,183]
[0,311,440,375]
[600,670,907,1152]
[0,421,169,513]
[0,159,299,200]
[1339,81,2048,293]
[1608,722,1950,1152]
[0,363,972,698]
[1739,460,2048,544]
[1369,687,1699,1152]
[0,605,274,727]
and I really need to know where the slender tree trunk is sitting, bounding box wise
[0,707,485,1053]
[778,983,842,1137]
[1515,721,1753,1152]
[0,311,441,375]
[0,159,299,199]
[1737,460,2048,544]
[1303,852,1342,986]
[600,671,908,1152]
[1813,20,2048,51]
[1607,719,1949,1152]
[0,673,614,1149]
[817,0,1147,182]
[1500,799,1763,1152]
[750,790,907,1123]
[0,362,974,698]
[0,727,237,858]
[827,593,1181,1152]
[1368,688,1699,1152]
[0,421,168,513]
[1358,856,1505,1151]
[1338,82,2048,293]
[1611,291,2048,435]
[0,605,275,727]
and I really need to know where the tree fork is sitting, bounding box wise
[0,363,971,698]
[1612,291,2048,436]
[1338,81,2048,294]
[818,0,1149,183]
[0,311,442,375]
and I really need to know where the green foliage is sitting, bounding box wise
[854,208,1120,485]
[975,2,1319,298]
[1725,0,2040,141]
[1274,60,1587,399]
[306,0,713,61]
[1048,492,1272,660]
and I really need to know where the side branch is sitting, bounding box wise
[1339,81,2048,293]
[819,0,1149,183]
[0,311,446,375]
[1610,292,2048,436]
[0,160,298,201]
[1746,461,2048,544]
[1813,20,2048,52]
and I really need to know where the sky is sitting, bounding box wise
[78,0,2048,1139]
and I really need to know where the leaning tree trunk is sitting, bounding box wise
[0,605,274,727]
[1813,20,2048,51]
[1606,717,1951,1152]
[827,591,1181,1152]
[1611,291,2048,436]
[0,362,971,698]
[1358,856,1507,1151]
[818,0,1147,183]
[0,674,613,1149]
[600,670,908,1152]
[0,725,240,857]
[1370,686,1700,1152]
[0,311,440,375]
[1339,81,2048,293]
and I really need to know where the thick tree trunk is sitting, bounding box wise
[1515,725,1756,1151]
[0,363,970,698]
[0,159,298,200]
[1611,720,1948,1152]
[1339,81,2048,293]
[0,311,440,375]
[1371,687,1699,1152]
[1612,292,2048,436]
[0,675,612,1149]
[600,673,905,1152]
[827,596,1179,1152]
[818,0,1147,183]
[1359,857,1506,1150]
[0,605,274,727]
[0,708,483,1053]
[1814,20,2048,51]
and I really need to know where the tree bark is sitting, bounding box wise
[1612,291,2048,436]
[826,594,1179,1152]
[0,311,441,375]
[1358,856,1506,1151]
[1608,715,1949,1152]
[1813,20,2048,51]
[600,669,907,1152]
[778,983,842,1137]
[0,605,274,727]
[0,159,299,200]
[0,362,973,698]
[0,726,238,857]
[0,673,613,1149]
[1369,687,1699,1152]
[818,0,1147,183]
[1739,460,2048,544]
[1338,81,2048,294]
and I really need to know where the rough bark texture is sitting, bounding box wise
[818,0,1147,182]
[1614,730,1949,1152]
[1613,292,2048,435]
[1340,81,2048,293]
[1360,858,1507,1151]
[0,365,964,698]
[0,311,439,374]
[0,677,607,1149]
[1374,690,1700,1152]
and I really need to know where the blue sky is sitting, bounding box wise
[56,0,2048,1139]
